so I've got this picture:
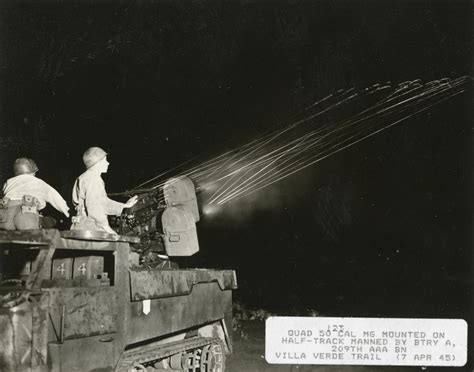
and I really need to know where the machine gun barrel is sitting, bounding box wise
[108,187,158,197]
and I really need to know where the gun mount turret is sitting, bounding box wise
[116,176,202,263]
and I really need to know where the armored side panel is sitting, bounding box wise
[161,206,199,256]
[127,269,236,348]
[163,176,200,222]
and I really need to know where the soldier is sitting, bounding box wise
[0,157,70,230]
[71,147,137,235]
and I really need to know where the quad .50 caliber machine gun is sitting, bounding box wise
[115,176,201,262]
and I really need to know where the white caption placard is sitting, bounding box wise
[266,317,467,366]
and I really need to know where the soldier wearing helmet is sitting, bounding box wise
[0,157,70,230]
[71,147,137,235]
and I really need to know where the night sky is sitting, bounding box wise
[0,0,472,338]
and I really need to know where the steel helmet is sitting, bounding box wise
[83,147,107,169]
[13,157,39,176]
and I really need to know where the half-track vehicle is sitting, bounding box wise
[0,176,237,371]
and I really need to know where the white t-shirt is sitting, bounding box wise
[2,174,69,215]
